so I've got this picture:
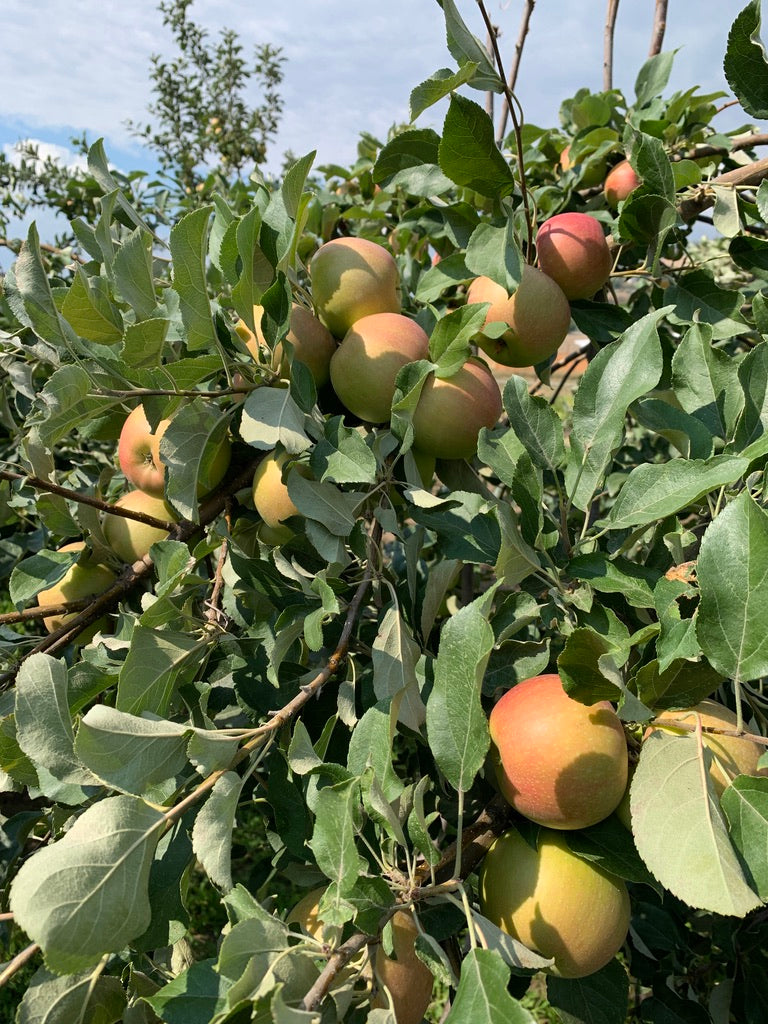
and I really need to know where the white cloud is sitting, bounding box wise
[3,138,89,174]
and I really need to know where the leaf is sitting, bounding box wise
[13,223,75,346]
[410,65,479,120]
[630,731,760,916]
[546,959,630,1024]
[308,778,366,895]
[113,226,157,320]
[724,0,768,119]
[9,548,79,608]
[666,271,747,342]
[29,365,119,453]
[623,126,674,200]
[426,585,498,792]
[569,553,658,608]
[74,707,189,796]
[60,268,123,344]
[671,323,744,439]
[116,626,206,717]
[192,771,244,892]
[464,220,522,294]
[634,51,676,108]
[122,318,169,368]
[439,94,516,199]
[633,659,724,711]
[372,605,426,732]
[347,701,404,801]
[310,416,377,485]
[10,796,165,972]
[444,948,534,1024]
[373,128,453,196]
[145,960,230,1024]
[438,0,502,92]
[287,475,366,537]
[697,492,768,682]
[16,966,127,1024]
[721,775,768,898]
[240,386,311,454]
[601,455,749,531]
[158,398,232,522]
[502,375,566,472]
[567,818,660,890]
[632,397,715,460]
[565,309,666,511]
[735,342,768,450]
[169,206,217,352]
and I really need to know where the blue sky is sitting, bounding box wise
[0,1,758,197]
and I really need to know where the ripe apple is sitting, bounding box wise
[118,405,165,497]
[467,265,572,367]
[411,357,502,461]
[149,415,232,498]
[236,303,337,388]
[489,673,628,829]
[536,212,613,300]
[252,450,303,541]
[604,159,642,207]
[103,491,177,564]
[329,312,429,424]
[310,237,401,338]
[648,699,768,796]
[36,542,116,642]
[371,909,434,1024]
[479,827,631,978]
[559,144,607,188]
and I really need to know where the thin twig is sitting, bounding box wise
[0,237,85,263]
[0,942,39,987]
[0,599,93,625]
[496,0,536,144]
[603,0,620,92]
[648,0,668,56]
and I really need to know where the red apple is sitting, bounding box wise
[310,237,401,338]
[467,265,572,367]
[118,405,165,497]
[489,673,628,829]
[411,357,502,460]
[536,212,613,300]
[604,159,642,207]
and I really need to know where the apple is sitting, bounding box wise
[489,673,628,829]
[411,357,502,461]
[536,212,613,300]
[604,159,642,207]
[559,143,607,188]
[310,237,401,338]
[648,699,768,796]
[479,827,631,978]
[103,491,177,564]
[371,909,434,1024]
[36,542,116,642]
[236,303,337,388]
[118,405,165,497]
[252,450,303,541]
[149,415,231,498]
[467,265,572,367]
[329,312,429,424]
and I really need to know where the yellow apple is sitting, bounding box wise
[36,542,116,642]
[103,491,177,564]
[411,357,502,460]
[479,827,631,979]
[310,237,401,338]
[372,909,434,1024]
[252,450,303,541]
[236,303,337,388]
[489,673,628,829]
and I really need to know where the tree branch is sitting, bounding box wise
[603,0,620,92]
[679,157,768,222]
[648,0,668,57]
[495,0,536,144]
[0,942,40,988]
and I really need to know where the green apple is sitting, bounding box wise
[604,159,642,207]
[479,827,631,978]
[411,357,502,460]
[648,699,768,796]
[489,673,628,829]
[536,212,613,300]
[310,237,401,338]
[467,265,572,367]
[329,312,429,424]
[36,542,116,642]
[103,491,177,564]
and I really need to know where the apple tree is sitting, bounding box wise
[3,1,768,1021]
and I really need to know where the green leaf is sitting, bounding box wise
[439,0,502,92]
[465,220,522,294]
[569,552,658,608]
[347,701,403,801]
[632,397,715,460]
[410,490,501,565]
[372,605,426,732]
[430,304,486,377]
[426,585,498,791]
[16,967,127,1024]
[666,271,747,341]
[633,659,724,711]
[287,475,366,537]
[192,771,244,892]
[567,818,660,890]
[29,365,119,452]
[724,0,768,119]
[671,324,744,439]
[439,94,516,199]
[547,959,630,1024]
[565,309,666,511]
[630,731,760,916]
[444,948,534,1024]
[61,268,123,344]
[9,548,79,608]
[736,342,768,449]
[634,51,676,107]
[240,387,311,454]
[170,206,217,352]
[415,252,471,303]
[623,126,674,200]
[721,775,768,898]
[113,226,157,320]
[697,491,768,682]
[502,375,566,472]
[145,959,230,1024]
[310,416,377,485]
[158,398,231,522]
[13,223,76,346]
[10,796,165,972]
[231,206,272,326]
[74,707,189,796]
[410,65,479,120]
[116,626,206,717]
[373,128,453,196]
[601,455,749,531]
[121,318,169,368]
[308,778,366,896]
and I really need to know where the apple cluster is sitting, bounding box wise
[468,211,615,369]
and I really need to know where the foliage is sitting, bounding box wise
[2,1,768,1022]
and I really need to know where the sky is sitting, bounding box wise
[0,0,759,223]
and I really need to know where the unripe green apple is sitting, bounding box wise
[236,303,337,388]
[479,827,631,978]
[467,266,572,367]
[329,312,429,424]
[411,357,502,460]
[310,237,401,338]
[149,415,231,498]
[489,673,628,829]
[559,144,607,188]
[103,491,177,564]
[372,910,434,1024]
[648,699,768,796]
[36,542,116,642]
[536,212,613,300]
[604,159,642,208]
[252,450,303,541]
[118,405,165,497]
